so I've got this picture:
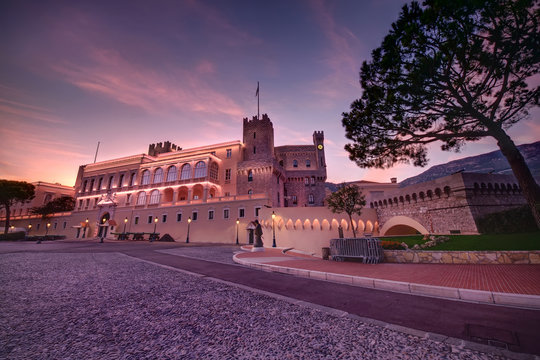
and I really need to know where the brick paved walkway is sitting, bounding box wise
[236,249,540,295]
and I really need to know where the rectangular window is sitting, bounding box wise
[306,160,311,168]
[192,211,198,221]
[78,200,83,209]
[253,146,256,154]
[304,177,309,186]
[223,209,229,219]
[85,199,90,208]
[292,195,298,205]
[162,214,167,223]
[177,213,182,222]
[135,216,139,225]
[239,208,245,218]
[126,194,131,204]
[208,210,214,220]
[308,194,314,204]
[225,192,230,197]
[225,169,231,182]
[54,223,57,229]
[311,176,315,185]
[226,149,232,158]
[148,216,152,224]
[255,207,261,217]
[63,222,67,229]
[37,224,40,230]
[98,178,103,189]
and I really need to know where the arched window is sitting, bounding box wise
[166,166,177,182]
[444,186,451,197]
[293,160,298,168]
[129,173,136,186]
[427,190,433,199]
[435,188,442,198]
[194,161,207,178]
[209,163,219,181]
[141,170,151,185]
[306,159,311,168]
[83,180,88,193]
[248,189,253,195]
[405,194,411,204]
[248,170,253,182]
[136,192,147,205]
[90,179,95,191]
[308,194,314,204]
[180,164,191,180]
[419,192,425,201]
[153,168,163,183]
[149,190,160,204]
[107,176,114,189]
[118,174,124,188]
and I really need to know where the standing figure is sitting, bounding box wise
[252,220,264,252]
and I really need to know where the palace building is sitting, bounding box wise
[60,114,326,239]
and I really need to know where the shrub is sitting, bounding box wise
[476,205,538,234]
[0,231,26,241]
[381,240,405,250]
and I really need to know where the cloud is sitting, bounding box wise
[0,97,66,125]
[50,47,246,120]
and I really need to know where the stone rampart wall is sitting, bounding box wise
[384,250,540,264]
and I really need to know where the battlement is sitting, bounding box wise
[243,113,272,125]
[148,141,181,156]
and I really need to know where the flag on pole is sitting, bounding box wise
[255,82,259,97]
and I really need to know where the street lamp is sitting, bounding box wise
[186,216,191,243]
[272,211,276,248]
[123,217,128,238]
[28,224,32,234]
[100,218,106,243]
[83,218,88,238]
[236,218,240,245]
[10,225,14,232]
[151,217,158,242]
[46,222,51,236]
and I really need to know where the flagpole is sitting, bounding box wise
[94,141,100,163]
[256,81,260,120]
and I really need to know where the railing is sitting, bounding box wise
[329,238,384,264]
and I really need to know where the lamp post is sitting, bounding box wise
[123,217,128,239]
[236,218,239,245]
[100,218,105,243]
[28,224,32,234]
[151,217,158,242]
[186,216,191,243]
[10,225,14,232]
[83,218,88,238]
[272,211,276,248]
[45,223,51,242]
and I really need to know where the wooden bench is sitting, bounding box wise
[329,238,384,264]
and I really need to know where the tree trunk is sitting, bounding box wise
[348,213,357,238]
[492,129,540,230]
[3,205,10,234]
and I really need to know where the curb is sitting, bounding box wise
[232,254,540,310]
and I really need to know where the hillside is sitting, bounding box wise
[400,141,540,187]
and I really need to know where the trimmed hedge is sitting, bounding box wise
[0,231,26,241]
[476,205,538,234]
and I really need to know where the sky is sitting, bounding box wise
[1,0,539,187]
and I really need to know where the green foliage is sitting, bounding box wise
[31,196,75,220]
[383,232,540,251]
[0,231,26,241]
[0,179,36,234]
[342,0,539,169]
[476,205,538,234]
[326,184,366,237]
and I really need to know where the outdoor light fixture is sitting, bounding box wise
[186,216,192,243]
[236,218,240,245]
[272,211,276,248]
[123,217,128,233]
[83,218,88,238]
[46,223,51,237]
[151,217,158,242]
[100,218,106,243]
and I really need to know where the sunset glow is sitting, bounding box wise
[1,0,538,186]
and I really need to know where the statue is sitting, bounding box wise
[252,220,264,252]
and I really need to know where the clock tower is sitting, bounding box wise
[313,131,326,168]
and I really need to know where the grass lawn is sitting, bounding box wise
[381,232,540,251]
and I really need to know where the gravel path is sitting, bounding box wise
[0,252,507,359]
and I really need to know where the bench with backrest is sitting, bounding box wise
[329,238,384,264]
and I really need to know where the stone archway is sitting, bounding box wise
[379,216,429,236]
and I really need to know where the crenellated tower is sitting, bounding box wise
[313,131,326,168]
[242,114,274,161]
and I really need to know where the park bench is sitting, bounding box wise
[329,238,384,264]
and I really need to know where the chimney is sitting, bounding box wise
[390,177,397,184]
